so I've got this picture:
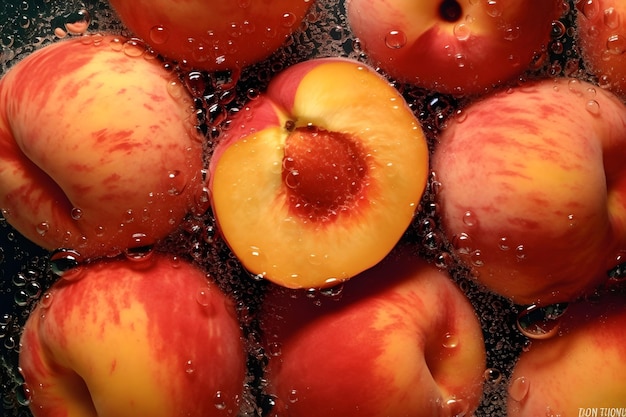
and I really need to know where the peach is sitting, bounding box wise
[346,0,560,95]
[18,254,247,417]
[108,0,314,72]
[208,57,429,289]
[577,0,626,97]
[507,291,626,416]
[432,77,626,305]
[0,35,204,259]
[260,247,487,417]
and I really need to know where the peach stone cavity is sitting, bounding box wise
[209,58,429,289]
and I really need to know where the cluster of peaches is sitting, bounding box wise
[1,0,626,416]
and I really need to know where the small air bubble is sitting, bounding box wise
[49,249,84,281]
[516,303,568,340]
[484,368,503,385]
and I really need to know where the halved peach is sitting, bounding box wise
[209,58,429,289]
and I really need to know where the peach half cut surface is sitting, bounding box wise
[209,57,429,289]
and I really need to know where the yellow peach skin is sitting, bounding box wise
[346,0,560,95]
[209,57,429,289]
[508,291,626,416]
[432,77,626,305]
[0,35,204,259]
[19,254,246,417]
[260,247,487,417]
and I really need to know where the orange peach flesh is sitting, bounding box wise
[209,59,429,289]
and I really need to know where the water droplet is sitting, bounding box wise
[122,38,147,57]
[214,391,227,410]
[516,303,568,339]
[443,332,459,349]
[462,210,478,227]
[40,292,54,309]
[70,207,83,220]
[185,359,195,375]
[36,221,49,236]
[149,25,169,45]
[607,34,626,55]
[453,23,471,41]
[196,286,212,307]
[586,99,600,115]
[385,30,407,49]
[167,170,188,196]
[49,249,84,281]
[604,6,620,30]
[281,12,298,28]
[508,376,530,402]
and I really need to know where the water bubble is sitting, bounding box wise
[607,34,626,55]
[516,303,568,340]
[123,234,154,262]
[586,99,600,115]
[64,9,91,35]
[320,282,344,299]
[550,20,566,40]
[453,232,473,253]
[149,25,169,45]
[515,244,526,260]
[445,397,470,417]
[122,38,147,57]
[49,249,84,281]
[384,30,407,49]
[196,286,213,307]
[484,368,503,385]
[281,12,298,28]
[435,251,454,269]
[185,71,207,97]
[462,210,478,227]
[14,290,30,307]
[70,207,83,220]
[508,376,530,402]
